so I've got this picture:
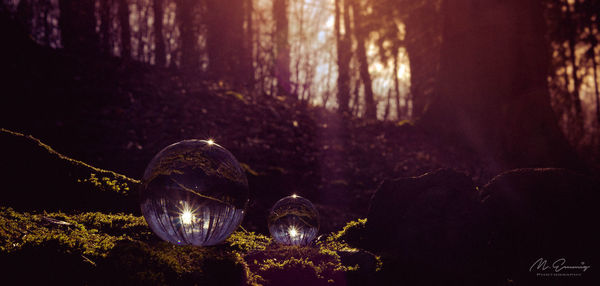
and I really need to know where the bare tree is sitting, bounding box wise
[335,0,351,113]
[402,0,442,119]
[563,0,584,137]
[153,0,166,66]
[16,0,33,34]
[118,0,131,60]
[273,0,291,97]
[351,0,376,120]
[99,0,112,55]
[175,0,195,68]
[59,0,98,53]
[421,0,578,169]
[242,0,255,90]
[393,45,402,120]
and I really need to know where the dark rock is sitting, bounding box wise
[335,218,368,248]
[481,168,599,285]
[338,249,379,286]
[1,129,139,213]
[0,241,97,285]
[365,169,488,285]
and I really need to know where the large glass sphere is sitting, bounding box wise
[268,195,319,246]
[140,139,248,246]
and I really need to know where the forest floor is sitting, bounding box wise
[2,30,502,234]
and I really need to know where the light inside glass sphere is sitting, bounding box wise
[140,139,248,246]
[268,194,319,246]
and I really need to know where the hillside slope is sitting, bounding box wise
[1,18,487,233]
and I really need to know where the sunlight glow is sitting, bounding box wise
[288,226,299,237]
[372,62,385,73]
[291,194,298,198]
[206,139,215,146]
[397,64,410,81]
[179,201,195,225]
[181,210,193,225]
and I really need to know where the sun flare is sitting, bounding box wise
[181,210,193,225]
[288,226,299,237]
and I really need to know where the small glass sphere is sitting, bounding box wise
[140,139,248,246]
[268,194,319,246]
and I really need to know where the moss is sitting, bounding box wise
[241,226,383,286]
[1,128,139,186]
[396,119,414,126]
[102,241,246,285]
[1,207,126,257]
[328,218,368,248]
[1,129,372,284]
[0,129,381,284]
[78,173,133,195]
[226,229,272,252]
[322,218,383,273]
[67,212,152,240]
[225,90,249,104]
[244,244,348,285]
[0,207,247,284]
[1,207,381,285]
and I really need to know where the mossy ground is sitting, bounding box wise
[0,29,485,284]
[1,118,388,285]
[0,206,376,285]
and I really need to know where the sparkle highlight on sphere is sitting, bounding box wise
[140,139,249,246]
[268,195,319,246]
[180,210,193,225]
[206,139,215,145]
[288,226,299,237]
[179,201,195,225]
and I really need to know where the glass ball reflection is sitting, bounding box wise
[268,194,319,246]
[140,139,248,246]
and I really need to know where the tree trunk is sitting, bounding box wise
[404,1,441,119]
[99,0,111,55]
[564,1,584,138]
[393,46,402,120]
[351,1,376,120]
[176,0,195,69]
[153,0,166,67]
[230,0,246,89]
[384,90,391,120]
[562,56,576,133]
[586,21,600,126]
[118,0,131,60]
[16,0,33,34]
[59,0,98,53]
[243,0,255,90]
[335,0,351,113]
[42,1,52,45]
[592,45,600,126]
[420,0,579,169]
[351,76,360,116]
[273,0,291,97]
[205,0,245,85]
